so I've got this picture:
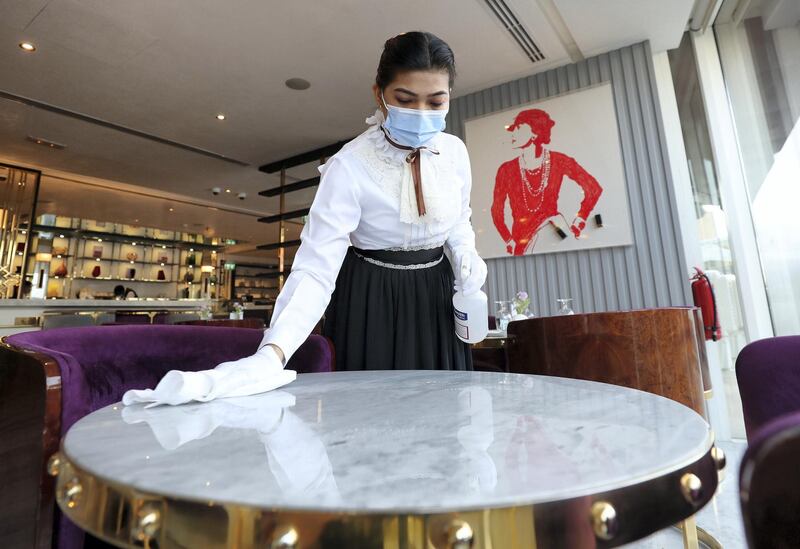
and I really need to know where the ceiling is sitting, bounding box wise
[0,0,695,261]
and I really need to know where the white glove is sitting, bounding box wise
[454,249,488,296]
[122,346,296,408]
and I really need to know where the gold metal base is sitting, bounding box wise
[674,519,724,549]
[52,443,720,549]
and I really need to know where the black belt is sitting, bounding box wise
[351,246,444,269]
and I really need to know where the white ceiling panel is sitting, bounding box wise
[553,0,694,56]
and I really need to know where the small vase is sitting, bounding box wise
[53,262,68,277]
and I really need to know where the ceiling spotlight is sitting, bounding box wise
[169,207,174,212]
[19,42,36,52]
[216,114,226,120]
[285,78,311,91]
[26,136,66,149]
[225,189,231,193]
[211,187,221,195]
[237,192,247,200]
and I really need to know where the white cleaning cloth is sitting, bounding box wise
[122,346,296,408]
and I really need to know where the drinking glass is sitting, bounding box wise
[495,301,512,331]
[556,298,575,316]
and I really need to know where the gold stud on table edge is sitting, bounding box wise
[132,505,161,542]
[60,477,83,509]
[47,452,62,477]
[680,473,704,505]
[591,501,619,540]
[270,524,299,549]
[711,446,726,471]
[446,519,474,549]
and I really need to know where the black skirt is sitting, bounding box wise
[322,246,472,371]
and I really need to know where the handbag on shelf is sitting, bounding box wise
[92,246,103,259]
[157,270,166,281]
[91,265,101,278]
[53,262,68,278]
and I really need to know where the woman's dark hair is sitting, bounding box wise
[376,31,456,90]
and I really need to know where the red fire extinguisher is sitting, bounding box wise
[691,267,722,342]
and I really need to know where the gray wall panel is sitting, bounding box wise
[447,41,691,316]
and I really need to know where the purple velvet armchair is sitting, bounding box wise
[0,325,334,549]
[736,336,800,439]
[740,410,800,548]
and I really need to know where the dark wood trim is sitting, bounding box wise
[258,140,350,173]
[0,338,63,549]
[258,208,310,224]
[259,176,320,197]
[256,240,302,251]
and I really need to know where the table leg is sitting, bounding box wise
[681,516,699,549]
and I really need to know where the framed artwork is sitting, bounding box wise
[465,82,633,259]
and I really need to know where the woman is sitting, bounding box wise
[124,32,486,407]
[491,108,602,255]
[262,30,486,372]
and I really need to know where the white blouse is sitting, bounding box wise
[259,111,478,360]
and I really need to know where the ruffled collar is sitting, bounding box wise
[365,108,403,164]
[361,109,458,226]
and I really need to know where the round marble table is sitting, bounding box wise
[51,371,723,548]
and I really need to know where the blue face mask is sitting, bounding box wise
[381,94,448,148]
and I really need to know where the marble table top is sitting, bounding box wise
[63,371,712,514]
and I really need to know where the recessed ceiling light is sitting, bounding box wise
[285,78,311,91]
[216,114,226,120]
[19,42,36,52]
[169,207,174,212]
[225,189,231,193]
[26,136,66,150]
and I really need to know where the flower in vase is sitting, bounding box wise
[512,290,531,316]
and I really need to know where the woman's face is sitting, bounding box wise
[510,123,536,149]
[373,70,450,114]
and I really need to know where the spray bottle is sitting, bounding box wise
[452,255,489,344]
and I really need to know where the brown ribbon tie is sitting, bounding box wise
[381,126,439,217]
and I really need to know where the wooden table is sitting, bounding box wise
[506,308,711,417]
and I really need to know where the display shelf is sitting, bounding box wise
[28,215,225,300]
[75,257,179,266]
[32,224,224,251]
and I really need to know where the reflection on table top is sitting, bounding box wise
[63,370,712,514]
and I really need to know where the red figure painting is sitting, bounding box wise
[491,109,603,255]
